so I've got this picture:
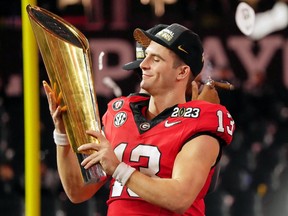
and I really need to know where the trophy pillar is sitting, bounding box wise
[26,5,106,184]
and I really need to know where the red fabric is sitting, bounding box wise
[102,94,234,215]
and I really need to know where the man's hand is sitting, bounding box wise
[191,73,235,104]
[43,80,67,133]
[78,130,120,176]
[191,81,220,104]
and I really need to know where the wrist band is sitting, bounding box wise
[112,162,136,186]
[53,129,69,146]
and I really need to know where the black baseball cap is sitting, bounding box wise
[133,23,204,76]
[122,24,168,70]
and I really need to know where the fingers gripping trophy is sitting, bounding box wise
[26,5,106,183]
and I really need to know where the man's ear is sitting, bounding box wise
[177,65,190,80]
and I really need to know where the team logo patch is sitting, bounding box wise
[112,99,124,111]
[114,111,127,127]
[139,122,150,131]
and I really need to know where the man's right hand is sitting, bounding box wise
[43,80,67,133]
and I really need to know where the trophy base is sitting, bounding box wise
[76,153,107,184]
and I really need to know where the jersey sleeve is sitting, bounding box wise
[190,101,235,146]
[102,96,125,140]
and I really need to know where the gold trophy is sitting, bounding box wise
[26,5,106,183]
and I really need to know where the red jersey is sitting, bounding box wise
[102,94,235,216]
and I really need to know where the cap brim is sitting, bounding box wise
[133,28,153,48]
[134,28,172,53]
[122,59,142,70]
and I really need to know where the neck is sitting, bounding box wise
[146,92,186,120]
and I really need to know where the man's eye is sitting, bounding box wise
[153,57,160,62]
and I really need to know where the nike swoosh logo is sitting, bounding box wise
[164,120,182,128]
[178,45,188,54]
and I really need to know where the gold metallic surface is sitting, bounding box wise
[27,5,106,183]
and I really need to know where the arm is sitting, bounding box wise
[43,81,106,203]
[125,135,220,213]
[79,130,220,214]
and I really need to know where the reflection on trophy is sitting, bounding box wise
[26,5,106,183]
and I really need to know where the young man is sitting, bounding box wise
[44,23,234,215]
[122,24,221,103]
[122,24,168,95]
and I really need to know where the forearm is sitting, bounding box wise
[43,81,106,202]
[122,137,215,214]
[56,145,105,203]
[125,171,202,214]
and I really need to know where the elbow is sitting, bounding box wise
[65,190,88,204]
[170,202,191,214]
[67,194,87,204]
[165,197,193,214]
[174,208,189,215]
[69,197,83,204]
[63,186,92,204]
[61,178,106,204]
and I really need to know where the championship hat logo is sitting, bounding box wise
[156,29,174,42]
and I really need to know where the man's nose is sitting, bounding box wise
[140,57,148,70]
